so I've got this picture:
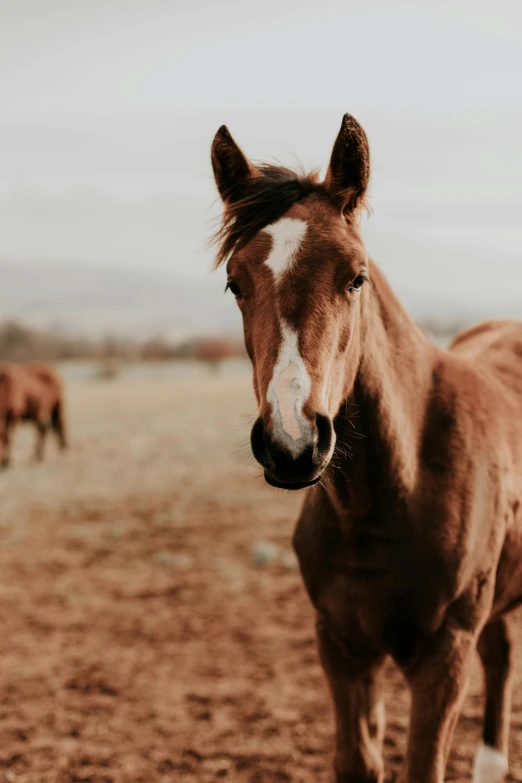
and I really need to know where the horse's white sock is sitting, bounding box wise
[472,744,508,783]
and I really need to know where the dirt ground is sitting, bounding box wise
[0,361,521,783]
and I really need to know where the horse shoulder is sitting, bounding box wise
[23,364,63,411]
[26,363,61,389]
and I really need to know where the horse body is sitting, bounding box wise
[452,321,522,618]
[291,271,522,781]
[297,293,522,645]
[211,115,522,782]
[0,363,67,467]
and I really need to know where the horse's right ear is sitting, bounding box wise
[211,126,259,204]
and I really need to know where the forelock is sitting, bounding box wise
[212,164,326,266]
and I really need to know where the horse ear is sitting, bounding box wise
[211,126,259,204]
[325,114,370,212]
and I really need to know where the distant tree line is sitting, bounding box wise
[0,320,247,364]
[0,318,467,365]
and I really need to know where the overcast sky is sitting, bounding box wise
[1,0,521,292]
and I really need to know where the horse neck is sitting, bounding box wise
[337,261,438,501]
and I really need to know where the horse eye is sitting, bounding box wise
[348,274,367,293]
[225,280,242,299]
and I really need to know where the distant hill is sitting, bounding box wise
[0,261,239,339]
[0,238,521,340]
[364,228,522,328]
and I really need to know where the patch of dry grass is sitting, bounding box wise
[0,361,520,782]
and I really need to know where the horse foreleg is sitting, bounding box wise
[404,622,477,783]
[51,401,68,450]
[472,618,513,783]
[1,416,13,469]
[317,616,386,783]
[34,418,49,462]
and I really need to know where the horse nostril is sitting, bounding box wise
[314,414,333,463]
[250,417,276,470]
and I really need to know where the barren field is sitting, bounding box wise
[0,361,521,782]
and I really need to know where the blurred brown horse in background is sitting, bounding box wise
[0,363,67,469]
[211,115,522,782]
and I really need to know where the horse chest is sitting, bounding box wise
[297,525,452,663]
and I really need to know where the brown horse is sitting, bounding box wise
[0,363,67,468]
[211,116,522,782]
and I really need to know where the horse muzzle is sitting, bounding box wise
[250,414,334,490]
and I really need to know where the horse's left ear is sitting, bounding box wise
[325,114,370,212]
[211,125,259,204]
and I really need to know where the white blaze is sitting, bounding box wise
[267,322,312,449]
[472,744,508,783]
[263,218,307,280]
[263,218,312,452]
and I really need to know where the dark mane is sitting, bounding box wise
[213,164,325,266]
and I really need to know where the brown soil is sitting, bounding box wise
[0,362,520,782]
